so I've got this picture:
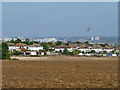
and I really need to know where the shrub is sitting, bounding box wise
[13,51,20,56]
[1,42,11,59]
[67,52,74,56]
[11,58,19,60]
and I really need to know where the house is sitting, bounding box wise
[8,43,43,52]
[8,43,27,51]
[16,43,27,51]
[54,46,65,52]
[49,47,55,50]
[67,46,74,52]
[78,48,91,53]
[16,43,27,48]
[7,43,20,51]
[103,45,114,53]
[91,45,103,52]
[27,43,43,51]
[79,43,90,48]
[69,44,79,49]
[77,43,91,53]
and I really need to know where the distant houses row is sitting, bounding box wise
[52,44,118,53]
[7,43,119,56]
[8,43,43,51]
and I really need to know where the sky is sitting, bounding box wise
[2,2,118,38]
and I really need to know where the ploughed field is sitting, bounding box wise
[2,56,118,88]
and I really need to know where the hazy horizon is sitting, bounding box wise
[2,2,118,37]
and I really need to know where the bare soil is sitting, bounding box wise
[2,55,118,88]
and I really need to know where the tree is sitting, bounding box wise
[67,52,74,56]
[0,45,2,59]
[48,42,55,47]
[41,42,49,51]
[91,50,96,53]
[65,43,69,46]
[100,43,108,47]
[56,41,62,46]
[13,51,20,56]
[63,48,68,54]
[25,38,29,42]
[111,50,114,54]
[73,50,80,55]
[29,42,33,45]
[24,38,30,45]
[49,49,54,52]
[10,38,14,43]
[26,46,29,50]
[89,44,93,46]
[5,53,11,59]
[59,50,62,54]
[103,50,107,54]
[14,38,22,44]
[1,42,10,59]
[75,41,80,44]
[84,41,89,44]
[82,51,84,53]
[34,41,39,44]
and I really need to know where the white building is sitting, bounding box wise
[54,48,64,52]
[95,37,99,40]
[67,48,73,52]
[91,36,94,41]
[3,37,12,42]
[54,46,75,52]
[92,48,103,52]
[34,38,57,42]
[78,48,91,53]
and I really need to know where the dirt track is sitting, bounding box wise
[2,56,118,88]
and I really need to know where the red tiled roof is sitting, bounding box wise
[7,43,15,46]
[16,43,27,46]
[92,45,103,49]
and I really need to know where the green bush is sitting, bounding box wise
[56,41,62,46]
[6,53,11,60]
[1,42,11,59]
[67,52,74,56]
[41,42,49,51]
[63,48,68,54]
[11,58,18,60]
[91,50,96,53]
[13,51,20,56]
[73,50,80,55]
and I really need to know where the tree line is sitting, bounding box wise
[0,42,10,59]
